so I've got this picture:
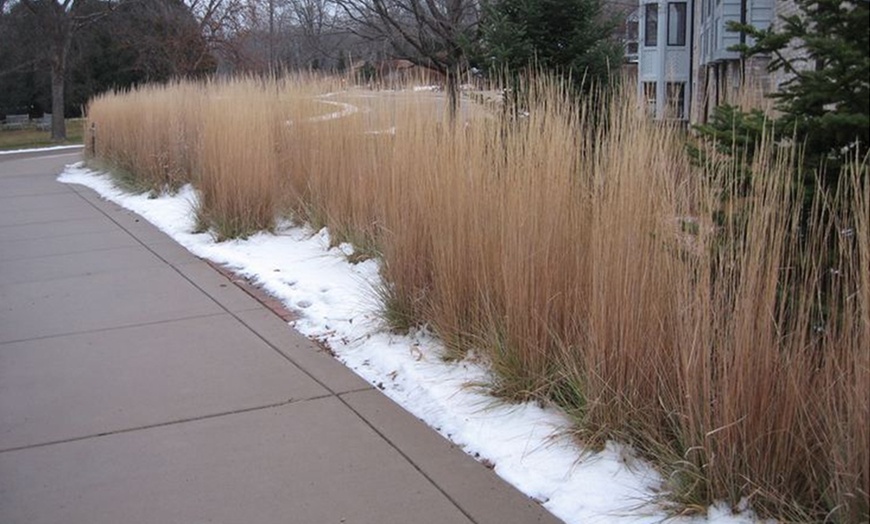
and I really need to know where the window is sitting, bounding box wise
[625,14,640,60]
[666,82,686,119]
[644,4,658,47]
[626,16,639,42]
[668,2,687,46]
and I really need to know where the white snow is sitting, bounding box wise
[364,126,397,136]
[305,99,362,122]
[0,144,83,155]
[58,163,764,524]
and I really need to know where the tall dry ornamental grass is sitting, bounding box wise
[85,75,868,522]
[193,80,282,239]
[85,81,204,192]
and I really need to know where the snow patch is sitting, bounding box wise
[0,144,83,155]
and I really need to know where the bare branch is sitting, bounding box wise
[334,0,478,71]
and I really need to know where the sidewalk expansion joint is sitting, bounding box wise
[0,395,332,455]
[0,215,99,230]
[0,243,141,264]
[334,394,481,524]
[0,312,228,347]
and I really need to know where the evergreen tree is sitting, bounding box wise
[721,0,869,179]
[478,0,622,90]
[0,0,215,122]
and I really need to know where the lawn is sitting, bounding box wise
[0,118,85,151]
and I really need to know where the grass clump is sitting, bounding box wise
[86,74,868,522]
[194,80,280,240]
[85,82,204,193]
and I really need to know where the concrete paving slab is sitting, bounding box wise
[0,151,81,179]
[0,245,164,286]
[341,389,561,524]
[0,228,136,261]
[0,265,223,343]
[171,260,265,313]
[69,185,192,246]
[0,202,105,227]
[0,192,88,212]
[0,397,472,524]
[235,308,373,395]
[144,237,204,266]
[55,188,202,266]
[0,174,73,197]
[0,314,328,451]
[111,209,189,246]
[0,216,117,243]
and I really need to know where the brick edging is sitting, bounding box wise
[205,261,299,322]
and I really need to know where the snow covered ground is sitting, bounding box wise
[59,163,762,524]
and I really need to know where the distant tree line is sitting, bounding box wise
[1,0,217,137]
[1,0,625,136]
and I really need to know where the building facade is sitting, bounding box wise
[636,0,791,123]
[638,0,693,119]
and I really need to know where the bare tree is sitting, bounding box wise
[16,0,125,140]
[231,0,350,73]
[289,0,329,67]
[184,0,259,70]
[110,0,216,77]
[285,0,358,70]
[335,0,481,116]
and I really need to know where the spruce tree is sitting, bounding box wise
[478,0,622,90]
[728,0,869,178]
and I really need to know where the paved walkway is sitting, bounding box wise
[0,149,559,524]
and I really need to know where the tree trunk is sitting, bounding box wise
[50,51,67,141]
[446,70,459,122]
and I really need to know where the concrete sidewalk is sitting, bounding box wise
[0,149,559,524]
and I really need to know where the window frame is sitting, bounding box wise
[667,2,687,46]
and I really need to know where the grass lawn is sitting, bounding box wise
[0,118,85,151]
